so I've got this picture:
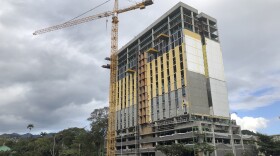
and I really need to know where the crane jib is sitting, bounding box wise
[33,1,153,35]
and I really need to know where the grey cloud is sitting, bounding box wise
[0,0,279,133]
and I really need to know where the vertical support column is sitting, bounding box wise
[191,12,195,32]
[197,123,204,156]
[216,22,220,42]
[240,126,245,151]
[138,42,149,123]
[136,39,140,156]
[229,123,236,156]
[180,7,184,30]
[152,29,155,48]
[167,16,171,51]
[212,123,217,156]
[206,19,211,40]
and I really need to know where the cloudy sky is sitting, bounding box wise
[0,0,279,135]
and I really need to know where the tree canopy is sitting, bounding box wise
[156,143,193,156]
[0,107,109,156]
[256,133,280,156]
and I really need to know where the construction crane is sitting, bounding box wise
[33,0,153,156]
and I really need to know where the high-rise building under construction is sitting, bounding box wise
[112,2,254,156]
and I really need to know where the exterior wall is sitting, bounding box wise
[208,78,230,117]
[187,71,210,115]
[115,70,137,130]
[204,38,230,117]
[183,29,210,116]
[151,88,186,122]
[204,39,225,81]
[112,2,244,156]
[184,31,205,75]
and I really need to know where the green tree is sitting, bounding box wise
[242,146,258,156]
[224,152,234,156]
[88,107,109,156]
[4,107,110,156]
[27,124,34,139]
[0,151,12,156]
[60,149,79,156]
[241,130,257,136]
[27,124,34,133]
[40,132,47,137]
[33,138,52,156]
[194,142,215,156]
[256,133,280,156]
[156,143,193,156]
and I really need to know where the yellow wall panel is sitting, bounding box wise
[126,77,128,108]
[163,53,168,94]
[119,81,121,111]
[202,45,209,78]
[147,63,151,100]
[152,60,156,98]
[182,44,187,86]
[183,29,201,40]
[175,46,182,89]
[129,74,133,107]
[116,81,119,111]
[119,81,122,111]
[134,74,137,105]
[127,76,130,107]
[169,50,174,91]
[158,57,162,96]
[119,79,121,109]
[122,78,125,109]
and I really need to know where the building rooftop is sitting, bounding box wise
[118,2,217,53]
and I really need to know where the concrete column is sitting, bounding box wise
[215,21,220,42]
[152,29,154,47]
[198,124,204,143]
[240,127,245,150]
[229,124,236,156]
[191,12,195,32]
[211,123,217,156]
[206,19,211,39]
[180,7,184,29]
[167,16,171,50]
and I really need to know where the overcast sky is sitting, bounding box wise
[0,0,279,135]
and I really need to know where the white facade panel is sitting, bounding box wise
[205,38,225,81]
[185,35,205,75]
[209,78,230,117]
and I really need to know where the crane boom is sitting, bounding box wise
[33,0,153,35]
[33,11,113,35]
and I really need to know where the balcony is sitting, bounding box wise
[126,68,135,74]
[156,33,169,41]
[145,48,158,54]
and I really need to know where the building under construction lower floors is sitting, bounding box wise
[114,114,256,156]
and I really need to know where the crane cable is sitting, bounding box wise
[64,0,112,23]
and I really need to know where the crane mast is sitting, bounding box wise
[107,0,118,155]
[33,1,154,156]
